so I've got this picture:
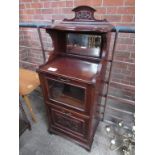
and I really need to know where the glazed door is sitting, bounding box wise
[45,76,87,111]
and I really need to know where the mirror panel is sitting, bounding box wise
[66,33,101,57]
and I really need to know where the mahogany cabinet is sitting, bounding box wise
[37,6,113,150]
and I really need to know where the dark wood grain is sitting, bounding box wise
[37,6,113,151]
[39,56,98,84]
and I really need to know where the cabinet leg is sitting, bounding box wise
[23,95,37,123]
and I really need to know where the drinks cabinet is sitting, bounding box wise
[37,6,113,150]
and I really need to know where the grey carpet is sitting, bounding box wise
[19,91,122,155]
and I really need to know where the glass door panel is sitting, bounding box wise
[47,79,85,109]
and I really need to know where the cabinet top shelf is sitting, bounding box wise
[39,56,99,84]
[45,22,113,33]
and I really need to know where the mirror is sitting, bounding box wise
[66,33,101,57]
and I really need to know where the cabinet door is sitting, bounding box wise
[49,106,89,139]
[45,76,87,111]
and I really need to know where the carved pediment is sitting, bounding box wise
[64,6,106,22]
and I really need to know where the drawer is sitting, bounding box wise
[45,74,88,88]
[48,104,90,138]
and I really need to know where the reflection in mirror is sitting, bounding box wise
[66,33,101,57]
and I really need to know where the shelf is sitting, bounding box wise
[46,22,113,33]
[52,93,84,109]
[40,56,99,84]
[48,81,85,109]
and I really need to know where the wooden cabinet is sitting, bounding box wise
[37,6,113,150]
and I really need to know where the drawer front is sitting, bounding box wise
[45,74,88,88]
[49,105,89,138]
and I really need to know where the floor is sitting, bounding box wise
[19,91,122,155]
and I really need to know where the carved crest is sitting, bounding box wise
[64,6,102,22]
